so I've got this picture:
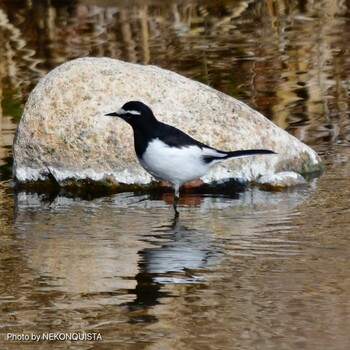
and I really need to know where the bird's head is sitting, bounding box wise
[105,101,157,128]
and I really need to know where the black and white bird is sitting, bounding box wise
[106,101,275,216]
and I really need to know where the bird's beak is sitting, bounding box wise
[105,111,120,117]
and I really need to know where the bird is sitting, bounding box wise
[106,101,275,217]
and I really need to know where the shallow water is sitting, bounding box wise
[1,1,350,349]
[2,155,350,349]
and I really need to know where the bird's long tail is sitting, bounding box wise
[223,149,276,159]
[202,148,276,164]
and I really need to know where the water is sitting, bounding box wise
[1,1,350,349]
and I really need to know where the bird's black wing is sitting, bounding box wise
[154,122,209,149]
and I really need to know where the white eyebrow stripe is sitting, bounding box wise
[117,108,141,116]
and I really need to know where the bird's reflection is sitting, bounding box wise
[127,216,212,315]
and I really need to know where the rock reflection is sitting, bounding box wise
[14,193,140,296]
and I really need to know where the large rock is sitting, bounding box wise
[13,57,322,189]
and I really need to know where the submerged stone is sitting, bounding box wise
[13,57,323,189]
[257,171,308,191]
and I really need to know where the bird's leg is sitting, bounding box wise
[173,185,180,217]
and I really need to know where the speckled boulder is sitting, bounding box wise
[13,57,322,188]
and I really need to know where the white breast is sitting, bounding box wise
[139,138,224,187]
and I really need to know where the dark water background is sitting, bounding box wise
[0,1,350,349]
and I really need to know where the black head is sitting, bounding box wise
[105,101,158,128]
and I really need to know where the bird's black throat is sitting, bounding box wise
[133,128,153,158]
